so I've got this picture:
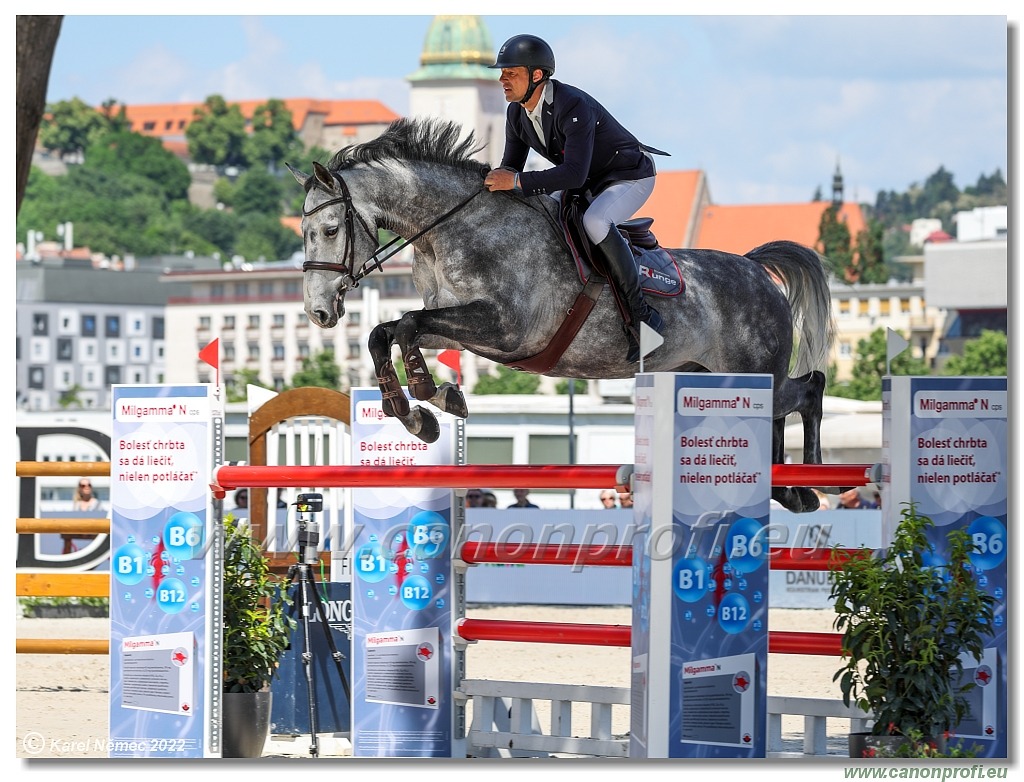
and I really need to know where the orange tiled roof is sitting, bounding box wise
[281,216,302,237]
[694,201,866,256]
[115,98,399,138]
[643,170,705,249]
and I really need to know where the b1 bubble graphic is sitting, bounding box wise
[673,556,711,603]
[726,517,768,574]
[112,543,148,586]
[400,575,432,610]
[163,512,205,560]
[355,543,389,583]
[406,511,450,559]
[156,577,188,614]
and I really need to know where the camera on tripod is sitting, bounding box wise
[294,492,324,565]
[283,490,350,756]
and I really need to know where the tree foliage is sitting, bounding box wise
[555,378,590,394]
[817,205,853,279]
[231,168,286,216]
[852,219,888,283]
[473,365,541,395]
[871,167,1006,238]
[38,97,108,158]
[290,349,343,391]
[828,328,930,401]
[941,330,1007,376]
[186,95,248,168]
[244,99,303,169]
[83,130,192,201]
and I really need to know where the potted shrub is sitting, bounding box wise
[222,514,295,758]
[829,501,995,758]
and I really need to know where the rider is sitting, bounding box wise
[483,33,668,363]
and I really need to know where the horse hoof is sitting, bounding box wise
[772,486,819,513]
[409,406,440,444]
[439,383,469,419]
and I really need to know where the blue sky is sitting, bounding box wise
[38,10,1013,207]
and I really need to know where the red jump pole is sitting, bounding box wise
[456,618,843,655]
[456,618,632,647]
[212,463,875,491]
[213,463,622,490]
[459,541,632,567]
[460,543,866,571]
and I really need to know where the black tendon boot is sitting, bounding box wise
[595,229,665,362]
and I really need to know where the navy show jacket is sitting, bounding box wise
[498,79,664,198]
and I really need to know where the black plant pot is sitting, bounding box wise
[222,690,272,758]
[849,732,947,759]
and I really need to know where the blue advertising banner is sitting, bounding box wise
[349,388,454,758]
[632,374,772,758]
[671,374,772,758]
[885,376,1007,757]
[108,385,221,758]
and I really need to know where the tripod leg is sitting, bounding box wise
[296,569,320,757]
[308,581,351,702]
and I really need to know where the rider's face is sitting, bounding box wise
[498,66,534,103]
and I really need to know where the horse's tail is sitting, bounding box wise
[746,240,836,377]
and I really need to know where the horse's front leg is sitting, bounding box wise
[367,321,409,418]
[393,307,494,422]
[368,321,443,443]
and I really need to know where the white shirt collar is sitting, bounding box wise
[525,81,550,144]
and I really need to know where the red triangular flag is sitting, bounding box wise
[199,338,220,387]
[437,349,462,386]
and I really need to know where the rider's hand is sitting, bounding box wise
[484,168,518,192]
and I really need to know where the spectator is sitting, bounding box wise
[507,488,539,508]
[812,489,832,511]
[599,490,618,509]
[481,491,498,508]
[617,487,634,509]
[838,488,878,510]
[65,478,102,554]
[465,489,484,508]
[234,488,248,510]
[72,479,101,511]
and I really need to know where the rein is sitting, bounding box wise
[301,172,484,291]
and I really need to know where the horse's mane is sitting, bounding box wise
[327,117,489,176]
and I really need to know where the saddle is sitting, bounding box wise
[560,193,684,298]
[503,194,683,375]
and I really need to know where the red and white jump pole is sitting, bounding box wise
[211,462,874,492]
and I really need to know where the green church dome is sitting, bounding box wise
[407,15,496,82]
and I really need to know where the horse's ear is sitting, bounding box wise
[285,162,310,189]
[312,161,336,192]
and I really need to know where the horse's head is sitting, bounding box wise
[288,161,378,329]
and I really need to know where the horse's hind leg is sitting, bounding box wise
[403,347,438,401]
[404,347,469,419]
[772,371,828,513]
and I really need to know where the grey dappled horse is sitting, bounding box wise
[289,118,838,513]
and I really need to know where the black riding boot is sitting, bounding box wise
[596,229,664,363]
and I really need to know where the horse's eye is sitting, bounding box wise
[325,226,339,239]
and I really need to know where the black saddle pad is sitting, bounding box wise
[559,194,684,297]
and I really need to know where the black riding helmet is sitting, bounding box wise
[489,34,555,105]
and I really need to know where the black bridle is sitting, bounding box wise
[301,170,484,292]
